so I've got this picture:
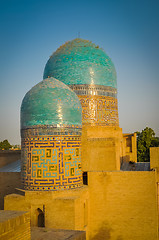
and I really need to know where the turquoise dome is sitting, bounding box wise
[43,38,117,88]
[21,77,82,129]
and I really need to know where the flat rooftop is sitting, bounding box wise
[31,227,86,240]
[121,161,150,171]
[0,159,21,172]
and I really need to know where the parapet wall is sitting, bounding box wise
[0,210,30,240]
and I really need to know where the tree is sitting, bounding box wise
[0,139,12,150]
[151,137,159,147]
[137,127,159,162]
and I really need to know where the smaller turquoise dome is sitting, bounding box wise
[21,77,82,129]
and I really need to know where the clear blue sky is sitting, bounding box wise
[0,0,158,144]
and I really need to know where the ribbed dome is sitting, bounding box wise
[43,38,117,88]
[21,77,82,129]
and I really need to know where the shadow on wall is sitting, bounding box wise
[90,222,123,240]
[90,222,112,240]
[120,155,130,166]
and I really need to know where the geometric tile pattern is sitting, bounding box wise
[21,135,82,191]
[78,95,119,126]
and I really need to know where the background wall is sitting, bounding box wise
[0,150,21,168]
[88,171,158,240]
[0,172,21,209]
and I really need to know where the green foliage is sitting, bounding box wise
[137,127,159,162]
[151,137,159,147]
[0,139,12,150]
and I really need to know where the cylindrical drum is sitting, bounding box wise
[21,78,82,191]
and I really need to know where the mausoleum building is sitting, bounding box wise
[1,38,159,240]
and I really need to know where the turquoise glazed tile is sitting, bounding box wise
[21,77,82,129]
[43,38,117,88]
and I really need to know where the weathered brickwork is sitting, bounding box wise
[0,211,30,240]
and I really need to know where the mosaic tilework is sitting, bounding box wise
[43,38,117,88]
[43,39,119,127]
[70,84,117,98]
[21,125,82,138]
[21,135,82,191]
[78,95,119,126]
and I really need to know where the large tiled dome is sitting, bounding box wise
[43,38,117,88]
[43,39,119,127]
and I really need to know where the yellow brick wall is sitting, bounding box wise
[150,147,159,227]
[4,194,29,212]
[122,133,137,163]
[4,186,89,232]
[82,126,122,171]
[150,147,159,169]
[0,211,30,240]
[46,198,76,229]
[4,172,158,240]
[88,171,158,240]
